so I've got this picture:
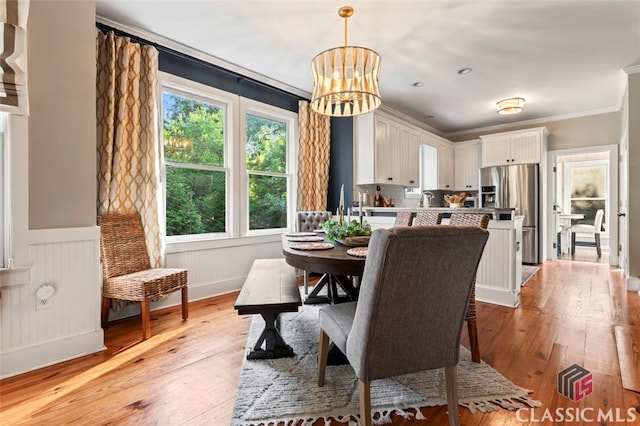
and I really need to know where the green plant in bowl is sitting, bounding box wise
[321,218,372,242]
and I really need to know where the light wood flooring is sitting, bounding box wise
[1,260,639,425]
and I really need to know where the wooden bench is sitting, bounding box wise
[234,258,302,359]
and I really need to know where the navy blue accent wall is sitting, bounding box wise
[96,23,302,112]
[328,117,354,214]
[97,23,353,215]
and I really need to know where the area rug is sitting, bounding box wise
[521,265,540,286]
[231,305,541,425]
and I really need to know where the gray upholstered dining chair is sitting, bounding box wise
[317,226,489,426]
[296,211,332,294]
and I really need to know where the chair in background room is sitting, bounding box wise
[99,212,189,340]
[413,211,443,226]
[570,209,604,257]
[317,226,489,426]
[393,211,414,227]
[296,211,332,294]
[448,213,490,363]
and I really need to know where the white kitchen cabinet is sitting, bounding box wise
[355,111,422,187]
[454,140,481,191]
[437,141,454,190]
[374,114,401,184]
[400,127,420,187]
[481,127,548,167]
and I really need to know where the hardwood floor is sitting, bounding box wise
[1,260,639,425]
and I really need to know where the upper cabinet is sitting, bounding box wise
[481,127,548,167]
[355,111,422,187]
[454,140,481,191]
[437,141,454,190]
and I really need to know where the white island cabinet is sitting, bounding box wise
[475,216,523,308]
[358,208,524,308]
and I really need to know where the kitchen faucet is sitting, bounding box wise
[420,191,434,208]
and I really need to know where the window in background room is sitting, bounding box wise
[564,159,608,233]
[162,87,230,238]
[242,100,295,233]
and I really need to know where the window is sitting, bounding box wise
[162,87,230,237]
[160,74,297,241]
[564,160,608,231]
[241,99,296,234]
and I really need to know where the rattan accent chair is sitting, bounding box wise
[98,212,189,340]
[413,211,443,226]
[449,213,489,363]
[393,211,414,227]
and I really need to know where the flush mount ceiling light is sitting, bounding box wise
[496,97,525,115]
[310,6,381,117]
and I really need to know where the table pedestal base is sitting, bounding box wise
[304,274,358,305]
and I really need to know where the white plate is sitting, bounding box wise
[285,232,317,237]
[289,242,334,251]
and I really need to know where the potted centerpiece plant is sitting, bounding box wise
[321,218,372,246]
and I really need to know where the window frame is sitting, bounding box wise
[160,72,236,242]
[158,72,298,245]
[0,113,6,267]
[563,159,609,235]
[239,97,297,236]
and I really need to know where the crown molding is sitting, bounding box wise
[624,64,640,75]
[377,104,444,136]
[95,16,311,100]
[444,106,621,139]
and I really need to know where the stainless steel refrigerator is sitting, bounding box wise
[480,164,539,264]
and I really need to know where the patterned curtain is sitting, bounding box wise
[0,0,29,114]
[96,30,162,267]
[297,101,331,211]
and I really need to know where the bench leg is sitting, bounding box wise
[247,313,295,360]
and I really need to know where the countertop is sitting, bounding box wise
[355,206,509,214]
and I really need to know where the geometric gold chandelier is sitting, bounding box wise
[310,6,381,117]
[496,97,525,115]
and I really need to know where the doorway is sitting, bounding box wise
[547,145,619,266]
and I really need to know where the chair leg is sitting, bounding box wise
[101,297,111,330]
[467,319,480,363]
[571,232,576,255]
[141,298,151,340]
[445,366,461,426]
[318,330,330,387]
[359,379,372,426]
[181,287,189,320]
[595,233,601,257]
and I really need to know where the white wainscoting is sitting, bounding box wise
[1,228,285,378]
[108,237,283,321]
[0,227,104,379]
[476,224,521,308]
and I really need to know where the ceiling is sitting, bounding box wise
[95,0,640,136]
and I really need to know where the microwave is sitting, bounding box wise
[463,197,477,208]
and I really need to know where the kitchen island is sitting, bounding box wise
[355,207,523,308]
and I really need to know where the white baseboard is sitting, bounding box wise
[0,329,105,379]
[628,276,640,292]
[108,277,245,322]
[476,284,520,308]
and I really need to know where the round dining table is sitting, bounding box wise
[281,233,366,304]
